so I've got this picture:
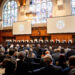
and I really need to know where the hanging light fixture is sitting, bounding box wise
[23,0,26,5]
[19,0,26,6]
[19,0,36,20]
[26,11,36,17]
[19,0,27,15]
[25,0,36,20]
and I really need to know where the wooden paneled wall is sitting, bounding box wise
[16,35,30,40]
[0,27,75,43]
[32,27,48,36]
[51,34,72,42]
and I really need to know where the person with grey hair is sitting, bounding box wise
[48,46,54,55]
[33,55,63,75]
[52,48,61,62]
[15,51,29,75]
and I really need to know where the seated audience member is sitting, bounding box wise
[52,48,61,62]
[41,51,51,58]
[64,47,71,54]
[19,45,25,51]
[24,50,29,58]
[16,44,20,51]
[0,46,5,55]
[35,44,43,58]
[6,49,16,60]
[0,45,5,52]
[48,46,54,55]
[15,51,29,75]
[69,56,75,75]
[2,58,16,75]
[41,52,45,58]
[26,44,30,50]
[0,54,5,68]
[13,51,19,59]
[10,44,14,49]
[28,48,36,58]
[66,49,75,60]
[33,55,63,75]
[0,53,5,66]
[57,54,68,69]
[61,48,65,54]
[63,56,75,75]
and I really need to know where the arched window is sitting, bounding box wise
[30,0,53,24]
[72,0,75,15]
[3,0,18,27]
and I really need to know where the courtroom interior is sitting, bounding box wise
[0,0,75,75]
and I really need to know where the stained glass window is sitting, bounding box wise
[30,0,52,24]
[3,0,18,27]
[72,0,75,15]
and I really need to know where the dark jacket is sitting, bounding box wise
[33,65,63,75]
[15,60,29,75]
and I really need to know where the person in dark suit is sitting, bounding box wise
[34,44,43,58]
[52,48,61,62]
[2,58,16,75]
[63,56,75,75]
[33,55,63,75]
[15,51,29,75]
[65,49,75,60]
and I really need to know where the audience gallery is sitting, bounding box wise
[0,43,75,75]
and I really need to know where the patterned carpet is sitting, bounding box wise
[0,68,5,75]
